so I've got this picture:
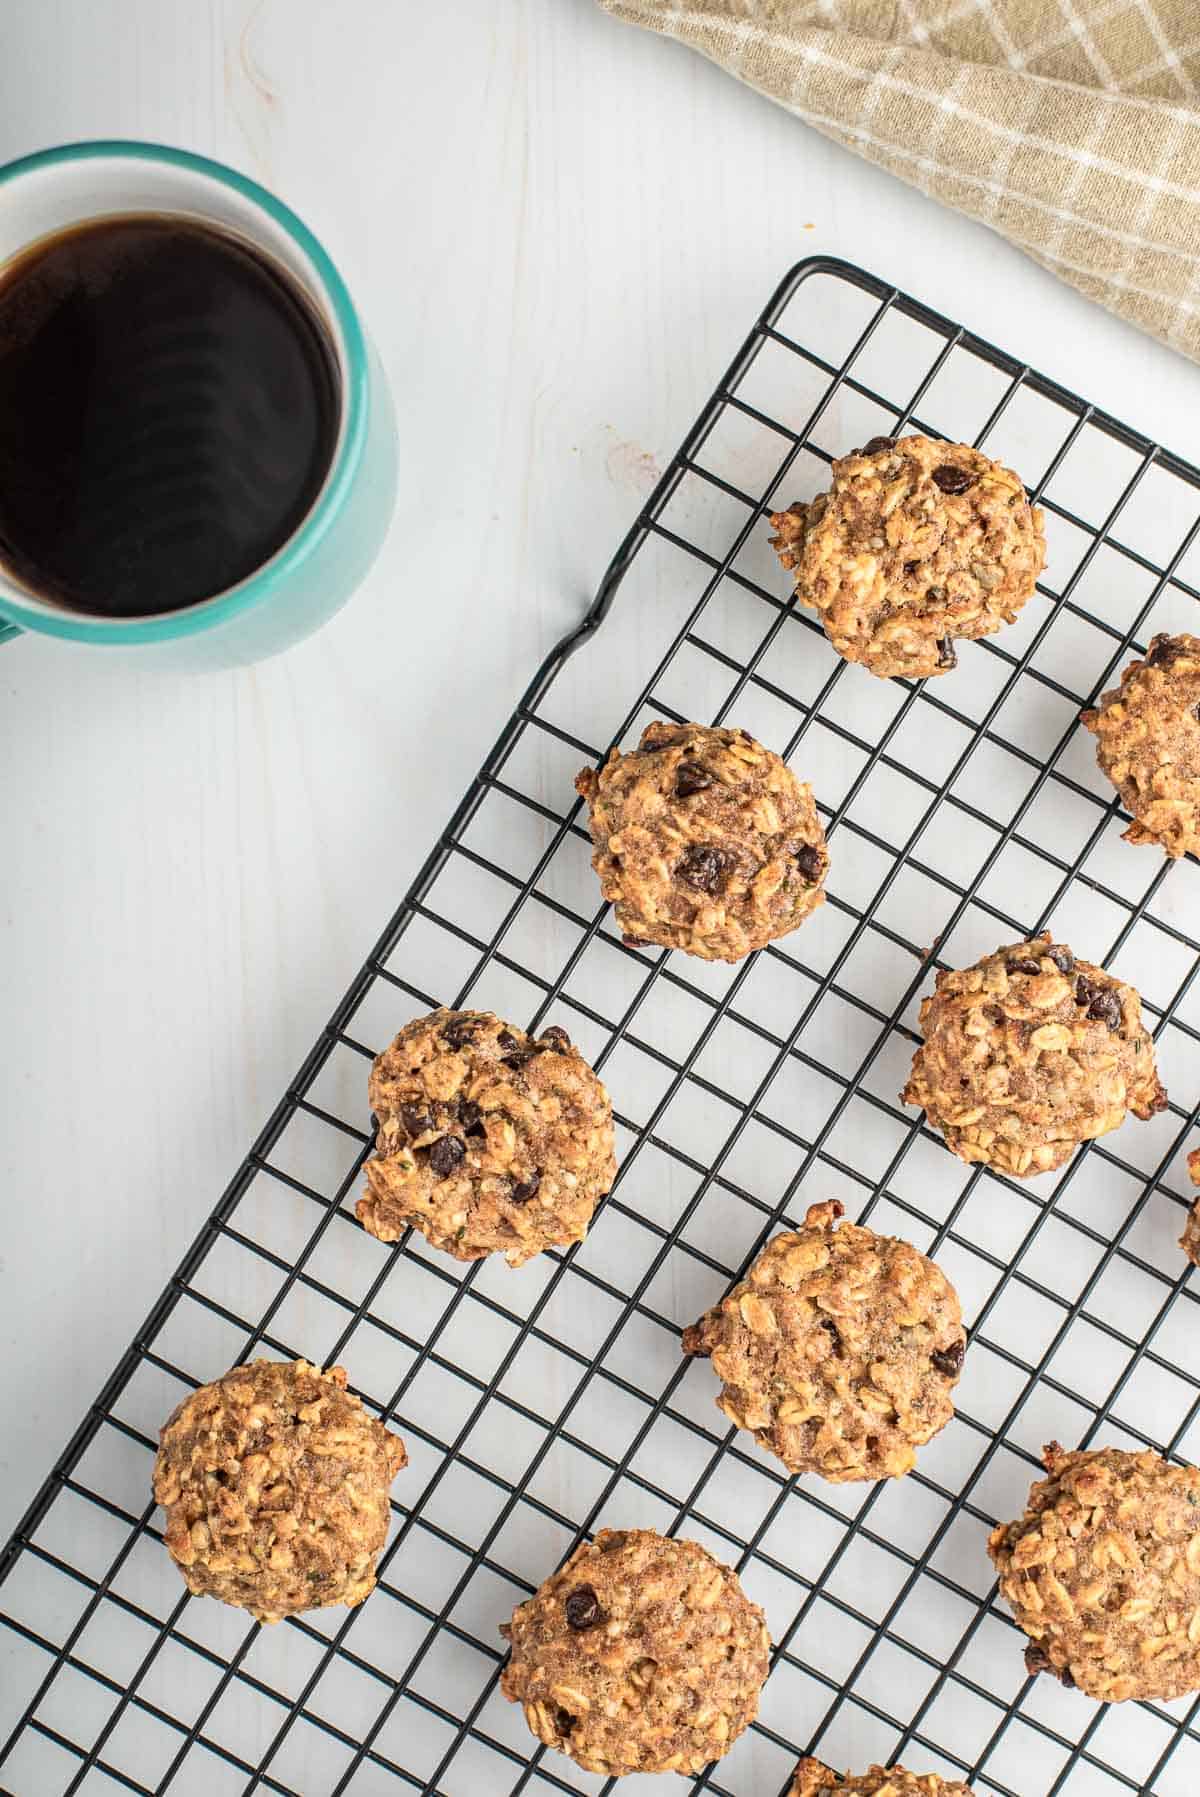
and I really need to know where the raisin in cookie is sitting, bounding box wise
[358,1009,615,1266]
[500,1528,770,1776]
[683,1200,964,1482]
[1082,633,1200,860]
[792,1761,974,1797]
[153,1359,406,1624]
[902,934,1165,1178]
[1181,1148,1200,1266]
[769,434,1044,680]
[989,1443,1200,1702]
[574,720,828,962]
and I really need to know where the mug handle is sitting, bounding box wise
[0,618,21,644]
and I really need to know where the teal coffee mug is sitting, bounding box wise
[0,141,397,668]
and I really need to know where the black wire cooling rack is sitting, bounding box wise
[4,256,1200,1797]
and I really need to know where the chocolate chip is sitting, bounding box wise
[796,844,823,883]
[676,845,729,894]
[1060,1666,1076,1690]
[932,463,975,495]
[1046,944,1075,975]
[554,1708,576,1735]
[1008,958,1042,976]
[1089,989,1122,1030]
[819,1317,840,1348]
[565,1585,604,1630]
[510,1170,541,1204]
[903,560,921,576]
[1148,634,1184,668]
[498,1030,534,1069]
[675,763,713,799]
[932,1339,965,1378]
[1024,1642,1052,1677]
[1076,975,1121,1029]
[441,1016,478,1050]
[400,1103,433,1137]
[1194,703,1200,724]
[458,1099,486,1138]
[428,1135,466,1179]
[937,637,958,670]
[857,435,896,456]
[539,1026,571,1052]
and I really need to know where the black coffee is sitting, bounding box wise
[0,214,340,617]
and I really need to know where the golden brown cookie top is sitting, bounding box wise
[791,1760,974,1796]
[1083,634,1200,860]
[358,1008,615,1266]
[902,933,1165,1178]
[499,1527,770,1777]
[769,434,1044,681]
[683,1200,964,1482]
[153,1359,406,1624]
[989,1443,1200,1702]
[574,720,828,963]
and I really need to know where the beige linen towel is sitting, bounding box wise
[597,0,1200,360]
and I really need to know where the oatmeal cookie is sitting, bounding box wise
[358,1009,615,1266]
[902,933,1165,1178]
[989,1443,1200,1702]
[1180,1148,1200,1266]
[1082,634,1200,860]
[153,1359,406,1624]
[682,1200,964,1482]
[574,720,828,962]
[500,1528,770,1776]
[769,434,1045,680]
[791,1760,974,1796]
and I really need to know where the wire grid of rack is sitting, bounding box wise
[4,256,1200,1797]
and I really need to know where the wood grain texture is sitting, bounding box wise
[2,0,1199,1548]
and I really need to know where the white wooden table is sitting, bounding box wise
[3,3,1200,1783]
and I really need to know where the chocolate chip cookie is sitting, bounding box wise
[1082,633,1200,860]
[1181,1148,1200,1266]
[682,1200,965,1482]
[574,720,828,962]
[358,1009,615,1266]
[902,934,1166,1178]
[791,1761,974,1797]
[500,1528,770,1776]
[153,1359,406,1624]
[769,434,1045,680]
[989,1443,1200,1702]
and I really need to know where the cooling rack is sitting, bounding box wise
[4,255,1200,1797]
